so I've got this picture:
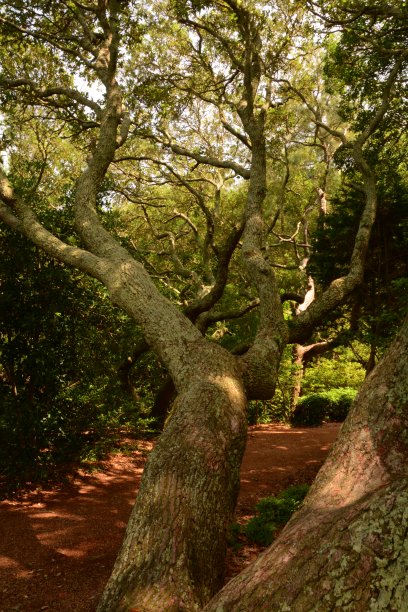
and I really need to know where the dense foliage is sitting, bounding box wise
[0,225,153,494]
[290,388,357,427]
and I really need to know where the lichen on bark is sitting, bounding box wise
[205,317,408,611]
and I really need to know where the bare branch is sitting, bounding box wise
[0,16,95,70]
[179,18,244,72]
[162,141,251,179]
[0,168,104,277]
[196,298,260,333]
[357,49,408,146]
[184,219,245,323]
[278,79,348,144]
[221,118,252,150]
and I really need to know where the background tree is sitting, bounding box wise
[0,202,145,492]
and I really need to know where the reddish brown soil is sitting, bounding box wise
[0,423,340,612]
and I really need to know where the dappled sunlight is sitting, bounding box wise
[30,511,85,521]
[237,423,341,509]
[0,556,22,570]
[0,450,148,612]
[303,424,389,511]
[0,425,340,611]
[54,546,94,559]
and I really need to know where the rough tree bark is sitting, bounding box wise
[98,345,248,611]
[0,3,406,611]
[205,314,408,611]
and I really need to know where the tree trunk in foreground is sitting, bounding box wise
[205,315,408,611]
[98,359,247,611]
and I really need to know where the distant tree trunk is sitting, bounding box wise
[365,340,377,375]
[205,315,408,611]
[117,339,149,404]
[289,339,339,412]
[151,376,176,429]
[289,343,306,411]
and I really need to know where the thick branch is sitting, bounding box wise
[287,56,406,343]
[0,78,102,118]
[221,119,252,150]
[162,142,250,179]
[0,169,105,277]
[195,298,260,334]
[184,220,245,323]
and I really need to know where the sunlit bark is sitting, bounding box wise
[205,316,408,611]
[98,364,247,611]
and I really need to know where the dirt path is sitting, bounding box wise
[0,423,341,612]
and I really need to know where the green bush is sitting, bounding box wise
[0,225,153,496]
[227,522,243,552]
[290,387,357,427]
[301,350,365,395]
[244,484,309,546]
[324,387,357,421]
[247,401,277,425]
[290,394,327,426]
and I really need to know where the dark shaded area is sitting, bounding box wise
[0,450,149,612]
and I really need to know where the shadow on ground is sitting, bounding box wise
[0,424,340,612]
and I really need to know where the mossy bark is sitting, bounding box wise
[98,366,247,611]
[206,480,408,611]
[205,316,408,611]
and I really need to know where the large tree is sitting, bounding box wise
[206,311,408,610]
[0,0,406,609]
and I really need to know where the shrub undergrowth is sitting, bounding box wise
[290,387,357,427]
[230,484,310,548]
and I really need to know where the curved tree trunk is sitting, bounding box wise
[98,354,247,611]
[205,315,408,611]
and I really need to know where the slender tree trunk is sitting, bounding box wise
[365,340,377,375]
[205,315,408,611]
[289,344,305,412]
[289,339,338,412]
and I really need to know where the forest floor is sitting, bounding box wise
[0,422,341,612]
